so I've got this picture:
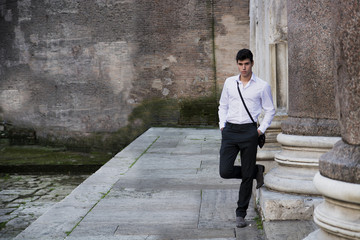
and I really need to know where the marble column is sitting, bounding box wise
[249,0,288,171]
[305,1,360,239]
[259,0,341,221]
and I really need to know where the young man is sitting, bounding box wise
[218,49,275,228]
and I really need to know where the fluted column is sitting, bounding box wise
[259,1,341,221]
[305,1,360,239]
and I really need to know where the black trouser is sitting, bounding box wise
[219,122,259,218]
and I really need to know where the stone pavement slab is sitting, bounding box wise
[0,174,88,240]
[14,128,266,240]
[263,220,318,240]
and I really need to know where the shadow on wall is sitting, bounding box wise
[2,96,219,154]
[97,95,219,152]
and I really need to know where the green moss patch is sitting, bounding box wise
[179,95,218,126]
[0,145,112,173]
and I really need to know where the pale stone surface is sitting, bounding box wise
[313,172,360,204]
[264,166,319,195]
[304,229,340,240]
[313,198,360,240]
[277,133,341,149]
[198,189,255,229]
[249,0,287,186]
[257,187,323,221]
[14,128,266,240]
[309,173,360,239]
[256,116,285,170]
[264,220,318,240]
[76,189,201,228]
[14,131,157,240]
[265,134,340,195]
[67,236,236,240]
[249,0,288,112]
[10,128,323,240]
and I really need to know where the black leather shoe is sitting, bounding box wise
[256,165,265,189]
[236,216,247,228]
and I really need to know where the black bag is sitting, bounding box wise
[236,81,266,148]
[258,133,265,148]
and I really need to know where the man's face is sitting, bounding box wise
[237,59,254,78]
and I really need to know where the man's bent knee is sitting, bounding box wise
[219,168,233,179]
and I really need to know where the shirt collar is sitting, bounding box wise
[237,73,256,84]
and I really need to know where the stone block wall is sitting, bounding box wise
[0,0,249,149]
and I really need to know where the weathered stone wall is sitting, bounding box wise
[213,0,249,87]
[0,0,249,148]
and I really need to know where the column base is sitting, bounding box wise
[264,133,340,195]
[265,166,319,195]
[305,173,360,240]
[304,229,340,240]
[256,142,281,173]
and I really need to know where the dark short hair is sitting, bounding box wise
[236,49,253,62]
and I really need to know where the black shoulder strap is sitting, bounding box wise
[236,80,256,124]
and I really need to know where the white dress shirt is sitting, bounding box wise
[218,73,275,134]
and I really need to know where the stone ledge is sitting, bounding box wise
[256,187,323,221]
